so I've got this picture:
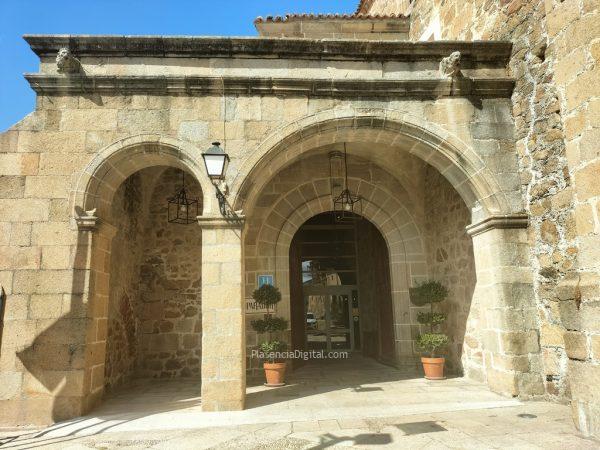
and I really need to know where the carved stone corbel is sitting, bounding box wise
[56,47,82,74]
[439,51,461,77]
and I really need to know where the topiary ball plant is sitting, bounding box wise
[416,333,449,358]
[411,280,450,359]
[409,281,449,307]
[250,284,288,363]
[252,284,282,309]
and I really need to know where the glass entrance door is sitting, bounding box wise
[304,286,354,351]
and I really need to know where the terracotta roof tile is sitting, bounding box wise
[254,12,407,24]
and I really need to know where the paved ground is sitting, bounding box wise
[1,357,598,449]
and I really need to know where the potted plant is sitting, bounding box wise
[410,281,449,380]
[250,284,288,386]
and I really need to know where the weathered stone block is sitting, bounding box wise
[486,367,518,396]
[564,331,588,360]
[0,199,49,222]
[24,176,70,199]
[13,270,76,294]
[0,154,39,176]
[0,372,23,400]
[60,109,118,131]
[499,330,539,355]
[32,222,77,246]
[117,110,169,132]
[38,153,91,176]
[0,176,25,198]
[540,323,565,347]
[29,294,63,319]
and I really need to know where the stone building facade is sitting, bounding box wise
[0,0,598,439]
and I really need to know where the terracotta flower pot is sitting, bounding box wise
[264,361,286,386]
[421,357,445,380]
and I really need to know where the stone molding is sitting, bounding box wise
[24,74,515,98]
[74,215,118,237]
[75,215,99,231]
[197,215,245,229]
[24,35,512,62]
[465,214,529,236]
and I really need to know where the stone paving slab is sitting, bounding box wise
[0,358,598,449]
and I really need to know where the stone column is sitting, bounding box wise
[198,216,246,411]
[467,215,544,397]
[75,215,117,415]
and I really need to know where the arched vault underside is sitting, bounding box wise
[232,108,520,221]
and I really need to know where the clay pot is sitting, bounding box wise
[421,357,445,380]
[264,362,286,386]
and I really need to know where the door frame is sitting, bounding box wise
[303,285,357,352]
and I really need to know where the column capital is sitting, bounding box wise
[74,215,118,238]
[75,215,99,231]
[197,215,245,230]
[466,214,528,237]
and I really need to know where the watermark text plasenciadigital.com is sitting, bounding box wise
[251,349,349,361]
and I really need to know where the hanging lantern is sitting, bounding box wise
[168,170,199,224]
[330,144,363,222]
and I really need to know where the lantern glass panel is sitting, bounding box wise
[203,154,226,179]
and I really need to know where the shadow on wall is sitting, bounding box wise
[17,233,93,423]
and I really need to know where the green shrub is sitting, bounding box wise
[416,312,446,327]
[252,284,282,308]
[250,284,287,363]
[409,281,449,307]
[411,280,450,358]
[416,333,449,358]
[259,340,287,357]
[251,316,288,334]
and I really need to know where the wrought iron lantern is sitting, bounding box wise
[330,144,363,222]
[202,141,229,181]
[167,170,199,224]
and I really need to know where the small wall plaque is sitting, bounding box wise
[258,274,273,287]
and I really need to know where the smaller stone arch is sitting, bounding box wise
[71,134,215,221]
[246,169,428,364]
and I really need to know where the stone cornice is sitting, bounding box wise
[24,74,515,98]
[466,214,529,237]
[23,35,512,63]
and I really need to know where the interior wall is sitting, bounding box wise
[104,167,203,390]
[424,165,479,377]
[136,168,203,379]
[104,171,151,390]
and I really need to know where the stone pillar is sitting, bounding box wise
[467,215,544,397]
[198,216,246,411]
[76,216,117,415]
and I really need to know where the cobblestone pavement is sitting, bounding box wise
[1,358,598,449]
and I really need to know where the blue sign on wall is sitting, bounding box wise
[258,275,274,287]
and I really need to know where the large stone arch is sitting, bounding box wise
[232,107,517,219]
[71,134,215,221]
[240,109,538,398]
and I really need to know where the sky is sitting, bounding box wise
[0,0,357,131]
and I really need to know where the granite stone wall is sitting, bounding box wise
[103,167,203,389]
[366,0,600,436]
[424,166,480,378]
[136,167,203,379]
[104,171,150,390]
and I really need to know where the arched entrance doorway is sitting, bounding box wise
[289,212,395,365]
